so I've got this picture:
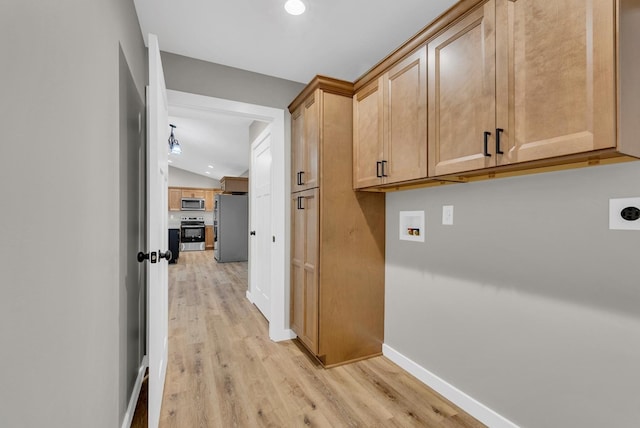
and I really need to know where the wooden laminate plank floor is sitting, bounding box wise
[159,250,485,428]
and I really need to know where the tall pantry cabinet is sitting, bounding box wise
[289,76,385,367]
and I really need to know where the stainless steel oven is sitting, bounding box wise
[180,216,205,251]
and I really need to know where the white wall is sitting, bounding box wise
[385,161,640,427]
[0,1,147,427]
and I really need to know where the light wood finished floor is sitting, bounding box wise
[160,250,485,427]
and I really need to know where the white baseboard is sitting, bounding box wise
[121,355,149,428]
[269,328,297,342]
[382,344,519,428]
[246,290,254,303]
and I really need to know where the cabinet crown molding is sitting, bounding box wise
[288,75,354,113]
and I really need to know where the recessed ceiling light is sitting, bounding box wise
[208,165,214,169]
[205,171,210,174]
[284,0,305,15]
[168,160,173,163]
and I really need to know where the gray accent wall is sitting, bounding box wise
[169,165,221,188]
[385,161,640,427]
[161,51,306,108]
[1,1,146,427]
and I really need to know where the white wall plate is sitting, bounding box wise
[400,211,425,242]
[609,197,640,230]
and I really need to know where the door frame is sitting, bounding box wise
[166,89,294,342]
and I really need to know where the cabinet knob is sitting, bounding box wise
[250,231,256,236]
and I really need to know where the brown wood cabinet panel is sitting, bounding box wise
[430,0,616,177]
[290,79,385,367]
[290,189,319,354]
[182,189,205,199]
[353,78,384,189]
[220,177,248,194]
[292,92,320,192]
[205,225,214,250]
[496,0,616,165]
[354,47,428,188]
[168,187,182,211]
[383,46,427,183]
[428,1,496,176]
[291,106,305,192]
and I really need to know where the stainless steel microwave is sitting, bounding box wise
[181,198,205,211]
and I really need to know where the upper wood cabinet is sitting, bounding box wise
[497,0,615,165]
[182,189,205,199]
[168,188,182,211]
[354,46,427,189]
[429,0,616,177]
[428,1,496,176]
[220,176,248,194]
[353,78,383,189]
[291,92,320,192]
[169,187,220,211]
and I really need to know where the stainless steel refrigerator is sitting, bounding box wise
[213,194,248,262]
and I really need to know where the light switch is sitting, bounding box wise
[442,205,454,225]
[609,197,640,230]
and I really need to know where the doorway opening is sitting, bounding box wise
[166,89,293,342]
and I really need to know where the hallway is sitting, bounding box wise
[160,251,484,427]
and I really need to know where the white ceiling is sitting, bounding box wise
[134,0,457,179]
[167,105,256,181]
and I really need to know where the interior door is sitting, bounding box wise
[250,126,272,320]
[146,33,170,428]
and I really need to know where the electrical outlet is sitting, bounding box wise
[609,197,640,230]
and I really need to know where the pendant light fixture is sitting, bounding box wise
[168,124,182,154]
[284,0,305,15]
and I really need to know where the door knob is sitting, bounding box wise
[250,231,256,236]
[137,251,158,263]
[159,250,172,261]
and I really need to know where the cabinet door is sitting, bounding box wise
[290,189,319,354]
[292,93,320,192]
[168,188,182,211]
[428,1,497,176]
[383,46,427,183]
[205,225,214,249]
[302,92,320,190]
[291,106,305,193]
[181,189,205,199]
[353,78,384,189]
[496,0,616,164]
